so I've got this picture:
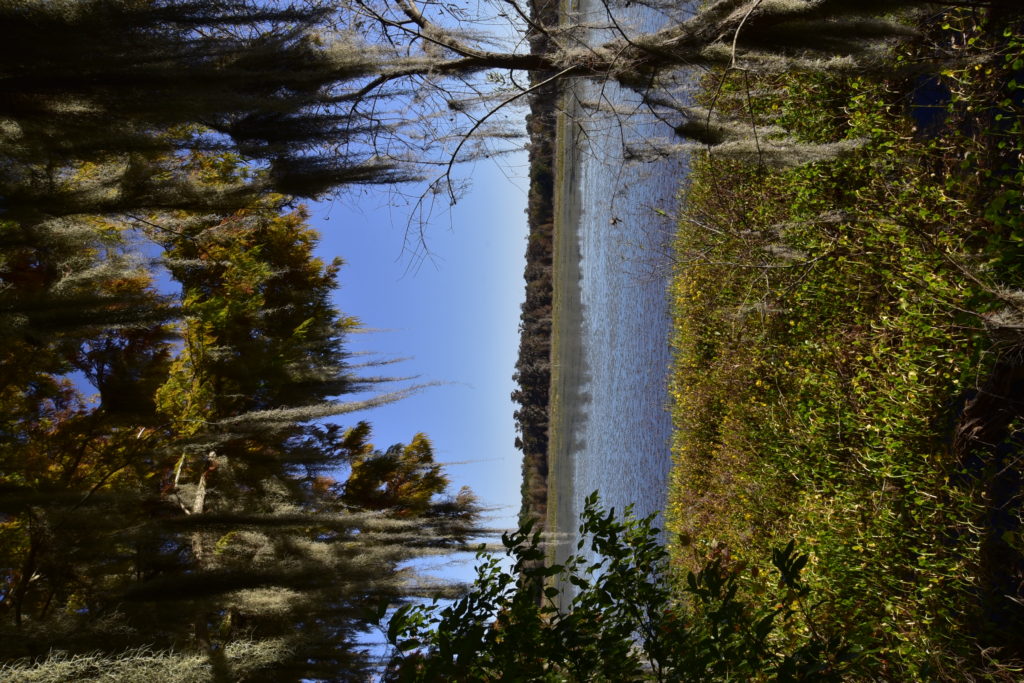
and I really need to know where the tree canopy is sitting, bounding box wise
[0,147,480,679]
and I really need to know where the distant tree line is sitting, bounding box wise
[512,0,559,530]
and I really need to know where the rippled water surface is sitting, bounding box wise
[562,0,695,543]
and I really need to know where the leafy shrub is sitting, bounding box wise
[384,494,859,681]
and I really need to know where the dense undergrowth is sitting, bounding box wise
[668,7,1024,679]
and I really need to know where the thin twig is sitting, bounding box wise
[730,0,764,69]
[742,69,764,168]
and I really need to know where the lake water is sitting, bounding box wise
[555,0,694,566]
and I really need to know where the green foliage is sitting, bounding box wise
[386,494,858,681]
[0,149,479,680]
[515,95,557,530]
[342,431,452,516]
[668,6,1024,678]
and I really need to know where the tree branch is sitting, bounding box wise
[441,65,579,204]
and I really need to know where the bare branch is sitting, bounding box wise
[440,65,578,205]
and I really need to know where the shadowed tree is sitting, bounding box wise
[0,154,481,680]
[342,428,451,516]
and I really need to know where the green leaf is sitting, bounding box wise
[398,638,421,652]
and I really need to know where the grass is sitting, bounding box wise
[666,8,1024,679]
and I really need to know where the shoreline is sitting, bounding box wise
[547,85,588,610]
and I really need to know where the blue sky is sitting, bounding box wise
[310,150,530,534]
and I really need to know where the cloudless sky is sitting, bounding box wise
[309,150,530,535]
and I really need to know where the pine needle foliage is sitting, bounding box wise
[0,151,481,679]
